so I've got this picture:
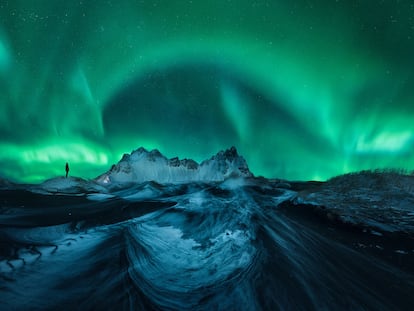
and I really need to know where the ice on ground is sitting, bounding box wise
[87,193,115,201]
[32,177,107,195]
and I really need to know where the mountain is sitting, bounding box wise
[95,146,253,185]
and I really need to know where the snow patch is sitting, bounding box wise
[87,193,115,201]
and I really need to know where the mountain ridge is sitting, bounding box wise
[95,146,253,185]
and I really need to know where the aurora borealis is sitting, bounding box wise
[1,1,414,183]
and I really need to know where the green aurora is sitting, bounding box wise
[1,0,414,183]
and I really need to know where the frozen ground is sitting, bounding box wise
[1,150,413,310]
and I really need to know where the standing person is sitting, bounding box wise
[65,162,69,178]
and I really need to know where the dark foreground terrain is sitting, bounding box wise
[0,177,413,310]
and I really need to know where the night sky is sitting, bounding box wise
[1,1,414,183]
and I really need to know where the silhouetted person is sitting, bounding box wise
[65,162,69,178]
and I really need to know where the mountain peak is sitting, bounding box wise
[211,146,239,160]
[96,146,252,185]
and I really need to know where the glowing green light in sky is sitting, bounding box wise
[0,39,10,73]
[1,1,414,183]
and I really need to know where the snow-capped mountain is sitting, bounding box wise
[95,146,253,185]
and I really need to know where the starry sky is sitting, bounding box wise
[1,0,414,183]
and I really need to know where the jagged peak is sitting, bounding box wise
[125,146,248,167]
[208,146,239,161]
[125,146,243,163]
[96,146,253,185]
[135,146,148,153]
